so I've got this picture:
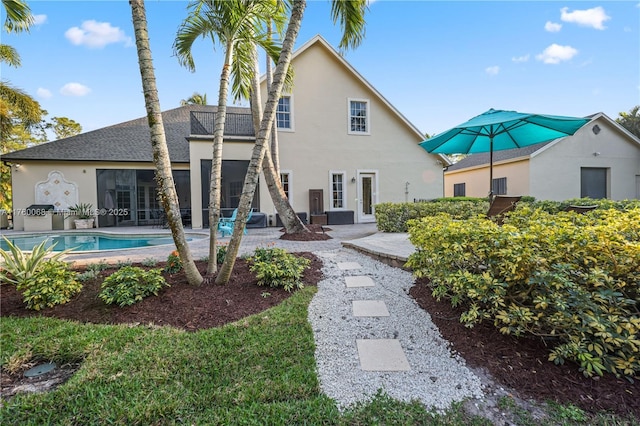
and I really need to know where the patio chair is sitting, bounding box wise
[487,195,522,225]
[563,205,598,214]
[217,208,252,237]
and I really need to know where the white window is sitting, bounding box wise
[330,171,347,209]
[280,171,291,200]
[348,98,370,135]
[276,96,294,131]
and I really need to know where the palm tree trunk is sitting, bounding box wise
[266,20,280,176]
[248,42,308,234]
[130,0,202,285]
[216,0,306,285]
[207,40,234,275]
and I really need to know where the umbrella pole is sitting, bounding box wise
[489,137,494,201]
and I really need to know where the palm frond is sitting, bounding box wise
[330,0,368,51]
[0,44,21,67]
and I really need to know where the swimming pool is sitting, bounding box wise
[0,232,205,253]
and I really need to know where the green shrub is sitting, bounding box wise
[375,199,489,232]
[99,266,169,307]
[0,237,73,288]
[76,269,100,282]
[249,247,310,292]
[86,260,110,272]
[217,244,227,265]
[141,257,158,267]
[406,207,640,378]
[163,250,182,274]
[18,260,82,311]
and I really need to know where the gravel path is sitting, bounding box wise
[308,248,485,411]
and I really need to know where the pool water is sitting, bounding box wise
[0,233,201,252]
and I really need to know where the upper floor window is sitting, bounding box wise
[348,98,370,134]
[276,96,293,130]
[453,183,466,197]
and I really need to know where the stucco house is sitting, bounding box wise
[444,113,640,201]
[3,35,447,231]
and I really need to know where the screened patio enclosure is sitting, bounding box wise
[96,169,191,227]
[200,160,259,228]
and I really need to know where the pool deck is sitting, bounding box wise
[0,223,414,267]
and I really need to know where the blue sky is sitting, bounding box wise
[3,1,639,138]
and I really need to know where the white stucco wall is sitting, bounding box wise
[256,38,444,219]
[530,117,640,201]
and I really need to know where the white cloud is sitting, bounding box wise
[545,21,562,32]
[512,54,530,63]
[485,66,500,76]
[65,20,132,48]
[560,7,610,30]
[36,88,52,99]
[60,83,91,97]
[536,44,578,64]
[33,14,47,25]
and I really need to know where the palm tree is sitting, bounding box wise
[129,0,203,286]
[1,0,40,141]
[215,0,368,285]
[180,92,208,106]
[174,0,287,274]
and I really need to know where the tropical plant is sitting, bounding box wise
[19,260,82,311]
[68,202,94,219]
[174,0,289,275]
[45,116,82,139]
[164,250,182,274]
[0,0,42,211]
[216,0,368,285]
[249,246,310,291]
[180,92,208,105]
[99,266,168,307]
[129,0,203,285]
[0,236,73,288]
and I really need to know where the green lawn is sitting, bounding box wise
[2,286,636,425]
[1,287,489,425]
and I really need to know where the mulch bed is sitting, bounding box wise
[1,253,323,331]
[279,224,332,241]
[410,278,639,418]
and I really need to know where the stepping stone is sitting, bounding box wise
[345,276,374,288]
[352,300,390,317]
[356,339,410,371]
[337,262,361,270]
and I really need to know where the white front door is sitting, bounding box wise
[358,172,377,223]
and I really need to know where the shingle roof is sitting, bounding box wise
[445,140,555,171]
[2,105,253,163]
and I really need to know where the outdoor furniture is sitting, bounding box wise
[563,205,597,214]
[486,195,521,225]
[218,208,252,237]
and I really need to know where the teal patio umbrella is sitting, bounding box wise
[419,109,590,198]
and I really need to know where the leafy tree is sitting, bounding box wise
[129,0,203,285]
[46,116,82,139]
[180,92,208,105]
[615,106,640,139]
[0,0,42,212]
[216,0,368,284]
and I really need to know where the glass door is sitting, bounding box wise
[358,172,377,223]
